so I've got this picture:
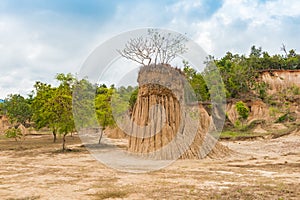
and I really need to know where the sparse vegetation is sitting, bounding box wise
[276,112,296,123]
[95,189,129,200]
[0,42,299,199]
[5,127,23,142]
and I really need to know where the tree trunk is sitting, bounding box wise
[62,133,67,151]
[53,130,57,143]
[98,128,103,144]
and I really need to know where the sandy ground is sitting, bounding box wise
[0,132,299,200]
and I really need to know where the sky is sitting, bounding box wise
[0,0,299,99]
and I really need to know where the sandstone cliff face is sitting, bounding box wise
[226,102,239,124]
[248,100,270,123]
[127,64,230,159]
[262,70,300,122]
[261,70,300,94]
[226,98,300,126]
[225,70,300,125]
[226,100,271,124]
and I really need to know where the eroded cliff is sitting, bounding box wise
[127,64,230,159]
[261,70,300,94]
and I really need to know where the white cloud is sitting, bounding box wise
[0,0,299,98]
[0,14,98,98]
[167,0,203,13]
[190,0,300,57]
[265,0,300,17]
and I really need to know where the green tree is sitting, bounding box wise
[54,73,76,151]
[235,101,249,123]
[216,52,255,98]
[94,84,137,143]
[95,85,115,127]
[0,102,4,115]
[32,73,76,151]
[286,49,300,69]
[129,87,138,111]
[250,45,262,58]
[32,82,58,142]
[73,78,98,130]
[95,85,115,143]
[3,94,32,126]
[115,85,138,111]
[183,60,209,101]
[202,57,227,103]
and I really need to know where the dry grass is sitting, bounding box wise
[206,183,299,200]
[95,188,130,200]
[6,196,40,200]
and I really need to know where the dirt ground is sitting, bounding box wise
[0,131,299,200]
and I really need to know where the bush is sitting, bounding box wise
[275,112,296,123]
[234,119,241,128]
[235,101,249,120]
[5,127,23,142]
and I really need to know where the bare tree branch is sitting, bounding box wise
[117,29,188,66]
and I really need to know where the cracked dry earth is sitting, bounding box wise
[0,132,299,200]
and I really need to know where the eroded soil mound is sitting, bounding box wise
[127,64,230,159]
[105,126,127,139]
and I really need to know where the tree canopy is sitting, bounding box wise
[32,73,75,149]
[3,94,32,126]
[183,45,300,100]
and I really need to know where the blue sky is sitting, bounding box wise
[0,0,299,98]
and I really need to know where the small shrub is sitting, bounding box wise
[275,112,296,123]
[235,101,249,121]
[5,127,23,142]
[235,119,241,128]
[276,114,288,123]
